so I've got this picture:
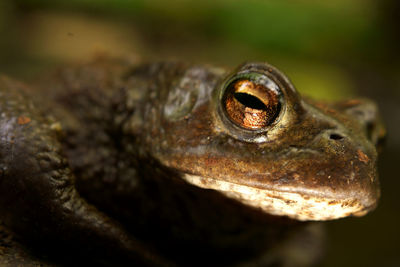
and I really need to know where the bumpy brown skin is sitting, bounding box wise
[0,74,171,266]
[154,63,383,220]
[0,59,383,266]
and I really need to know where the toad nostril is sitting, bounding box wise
[329,133,344,140]
[366,121,375,141]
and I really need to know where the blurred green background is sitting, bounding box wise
[0,0,399,266]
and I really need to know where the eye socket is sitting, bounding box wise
[222,76,282,130]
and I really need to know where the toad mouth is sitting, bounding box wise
[182,173,373,221]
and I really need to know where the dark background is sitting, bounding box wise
[0,1,398,266]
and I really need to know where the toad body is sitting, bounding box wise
[0,59,384,266]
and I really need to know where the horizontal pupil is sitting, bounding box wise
[234,92,267,110]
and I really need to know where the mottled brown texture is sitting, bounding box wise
[153,63,382,217]
[0,59,384,266]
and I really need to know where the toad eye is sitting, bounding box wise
[222,75,283,130]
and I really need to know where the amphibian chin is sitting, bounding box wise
[0,59,385,266]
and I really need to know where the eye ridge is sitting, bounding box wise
[223,77,282,130]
